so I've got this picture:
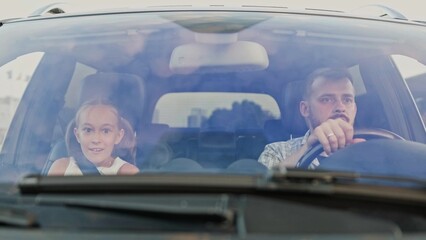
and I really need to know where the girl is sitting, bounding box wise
[48,99,139,175]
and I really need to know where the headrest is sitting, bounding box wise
[198,130,236,149]
[138,123,170,145]
[282,81,308,138]
[263,119,289,142]
[79,72,145,129]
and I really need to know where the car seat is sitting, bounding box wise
[196,128,237,169]
[137,123,174,169]
[282,81,309,139]
[263,119,290,143]
[78,72,145,128]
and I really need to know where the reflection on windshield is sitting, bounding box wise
[0,11,424,188]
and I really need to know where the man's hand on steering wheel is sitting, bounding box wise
[296,127,404,169]
[306,118,365,156]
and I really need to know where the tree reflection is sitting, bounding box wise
[203,100,275,130]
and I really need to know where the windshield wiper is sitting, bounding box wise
[18,171,426,206]
[18,174,259,194]
[266,168,426,187]
[262,169,426,204]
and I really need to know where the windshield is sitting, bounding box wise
[1,10,426,187]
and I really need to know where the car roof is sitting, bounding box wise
[2,0,425,27]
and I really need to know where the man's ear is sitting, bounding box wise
[300,100,309,117]
[74,128,80,143]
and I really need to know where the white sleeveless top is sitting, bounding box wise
[64,157,128,176]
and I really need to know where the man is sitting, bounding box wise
[258,68,364,169]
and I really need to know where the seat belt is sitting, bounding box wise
[73,151,101,175]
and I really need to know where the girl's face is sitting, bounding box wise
[74,105,124,167]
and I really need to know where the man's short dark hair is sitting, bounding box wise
[303,68,353,99]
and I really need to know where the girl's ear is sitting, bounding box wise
[74,127,80,143]
[300,100,310,117]
[115,128,125,145]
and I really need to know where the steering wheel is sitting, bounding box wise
[295,128,404,169]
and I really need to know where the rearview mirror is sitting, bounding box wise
[169,41,269,74]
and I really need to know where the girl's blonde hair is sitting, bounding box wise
[75,98,121,128]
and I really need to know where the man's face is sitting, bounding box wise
[300,77,357,129]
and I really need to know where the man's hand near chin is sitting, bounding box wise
[308,118,365,156]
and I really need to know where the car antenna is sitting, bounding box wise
[28,2,69,17]
[350,4,407,20]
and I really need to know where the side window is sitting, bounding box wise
[0,52,44,148]
[154,92,280,129]
[392,55,426,124]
